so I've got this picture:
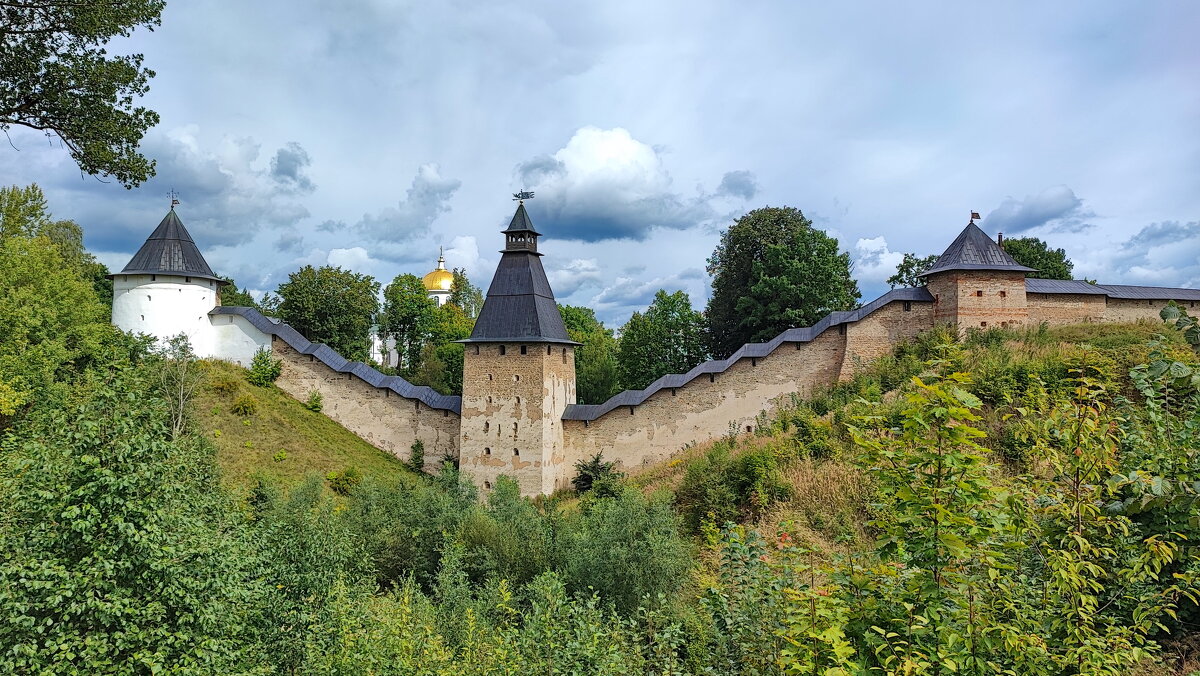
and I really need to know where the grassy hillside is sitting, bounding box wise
[193,359,415,493]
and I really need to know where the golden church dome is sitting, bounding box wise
[422,251,454,292]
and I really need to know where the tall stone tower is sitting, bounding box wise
[922,218,1034,332]
[459,202,578,496]
[109,208,226,355]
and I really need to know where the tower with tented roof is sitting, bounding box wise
[457,200,579,495]
[110,207,226,355]
[921,215,1035,331]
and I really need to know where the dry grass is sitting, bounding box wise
[1128,633,1200,675]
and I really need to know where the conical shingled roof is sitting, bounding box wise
[462,204,576,344]
[116,209,224,282]
[922,222,1036,277]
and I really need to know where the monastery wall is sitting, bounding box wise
[563,329,845,472]
[927,271,1029,331]
[1102,298,1195,324]
[1026,293,1106,324]
[273,338,460,470]
[838,300,935,380]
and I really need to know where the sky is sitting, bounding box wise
[3,1,1199,327]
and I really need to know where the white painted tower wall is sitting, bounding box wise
[111,274,221,356]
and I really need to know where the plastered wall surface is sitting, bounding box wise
[460,344,575,496]
[1025,294,1106,325]
[210,313,272,367]
[112,275,220,354]
[273,340,460,469]
[1102,298,1196,324]
[563,330,845,471]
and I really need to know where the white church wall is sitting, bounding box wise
[210,313,273,366]
[112,274,219,356]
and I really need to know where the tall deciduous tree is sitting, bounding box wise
[617,290,707,391]
[380,273,437,374]
[0,1,164,187]
[448,268,484,319]
[706,207,860,358]
[560,305,621,405]
[886,253,938,288]
[277,265,380,362]
[411,303,474,395]
[217,277,259,310]
[1001,236,1074,280]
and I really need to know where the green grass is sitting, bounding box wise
[194,360,415,494]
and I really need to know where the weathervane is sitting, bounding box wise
[512,190,535,202]
[168,189,180,210]
[969,210,980,224]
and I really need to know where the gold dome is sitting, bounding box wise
[422,251,454,292]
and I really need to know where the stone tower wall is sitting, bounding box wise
[273,338,460,470]
[926,271,1029,331]
[460,343,576,495]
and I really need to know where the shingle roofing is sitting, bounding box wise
[562,287,934,421]
[115,209,224,282]
[463,205,576,344]
[923,223,1036,277]
[211,306,461,413]
[1025,278,1200,300]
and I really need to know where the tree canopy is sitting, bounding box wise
[449,268,484,319]
[380,274,437,374]
[276,265,380,362]
[617,290,707,391]
[0,1,165,187]
[1001,236,1075,280]
[560,305,621,405]
[887,253,938,288]
[706,207,860,358]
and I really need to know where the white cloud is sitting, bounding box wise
[853,236,905,287]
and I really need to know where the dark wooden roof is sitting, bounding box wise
[923,222,1035,276]
[116,209,224,282]
[463,204,576,344]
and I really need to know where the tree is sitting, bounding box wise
[0,1,165,187]
[380,274,437,374]
[1001,236,1074,280]
[887,252,938,288]
[707,207,860,358]
[218,277,259,309]
[617,290,707,391]
[448,268,484,319]
[410,303,474,395]
[560,305,621,405]
[277,265,380,362]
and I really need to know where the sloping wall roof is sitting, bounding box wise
[923,223,1035,276]
[1025,278,1200,300]
[562,287,934,421]
[211,306,462,413]
[116,210,224,282]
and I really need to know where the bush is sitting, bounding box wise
[572,452,623,493]
[409,440,425,471]
[230,394,258,416]
[209,374,240,395]
[304,389,323,412]
[326,466,363,496]
[246,348,282,387]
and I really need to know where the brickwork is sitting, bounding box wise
[838,300,935,380]
[274,339,460,470]
[1026,293,1105,324]
[1102,298,1197,324]
[926,271,1028,331]
[562,330,845,471]
[460,343,576,495]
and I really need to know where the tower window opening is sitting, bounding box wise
[513,374,520,382]
[140,315,144,321]
[629,406,635,415]
[903,301,912,312]
[151,275,156,281]
[185,277,191,283]
[981,322,988,327]
[474,345,480,355]
[709,373,715,383]
[999,290,1007,298]
[499,345,506,355]
[147,295,152,301]
[976,290,983,297]
[484,481,492,490]
[671,388,677,396]
[484,447,491,456]
[487,374,493,381]
[562,348,567,363]
[484,421,490,433]
[547,346,552,355]
[515,396,521,404]
[520,345,527,355]
[512,422,518,437]
[513,448,519,457]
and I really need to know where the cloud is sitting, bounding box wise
[1099,220,1200,288]
[853,236,906,287]
[716,170,758,200]
[270,142,316,193]
[275,231,304,252]
[983,185,1094,235]
[353,163,461,251]
[590,267,707,323]
[326,246,376,270]
[516,127,723,241]
[547,258,604,297]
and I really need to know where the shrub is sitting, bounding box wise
[230,394,258,416]
[571,452,623,493]
[409,440,425,471]
[209,374,240,395]
[246,348,282,387]
[304,389,323,412]
[326,466,362,496]
[272,450,287,462]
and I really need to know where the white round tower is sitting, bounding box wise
[110,208,225,356]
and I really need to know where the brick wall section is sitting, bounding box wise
[273,339,460,470]
[460,343,576,495]
[838,300,935,380]
[1102,298,1195,323]
[1027,293,1106,324]
[562,330,845,472]
[926,271,1029,331]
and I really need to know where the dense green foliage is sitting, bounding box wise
[1001,235,1075,279]
[277,264,381,362]
[560,304,622,404]
[0,1,164,187]
[887,252,938,288]
[706,206,861,358]
[449,267,485,319]
[617,289,708,390]
[247,347,283,387]
[380,273,437,373]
